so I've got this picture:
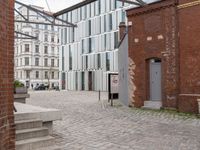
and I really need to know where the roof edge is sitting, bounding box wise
[53,0,97,17]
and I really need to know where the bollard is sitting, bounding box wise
[99,90,101,101]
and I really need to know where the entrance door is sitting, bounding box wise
[88,72,93,91]
[150,61,161,101]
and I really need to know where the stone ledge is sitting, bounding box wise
[14,94,30,99]
[14,102,62,122]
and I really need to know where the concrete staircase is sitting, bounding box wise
[142,101,162,110]
[15,118,55,150]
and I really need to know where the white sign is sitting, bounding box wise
[110,74,119,94]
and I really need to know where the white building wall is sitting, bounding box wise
[14,6,59,89]
[58,0,130,91]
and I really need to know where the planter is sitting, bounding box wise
[198,99,200,114]
[15,87,27,94]
[14,94,30,103]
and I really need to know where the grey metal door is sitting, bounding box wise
[150,62,161,101]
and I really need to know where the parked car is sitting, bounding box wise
[34,84,47,90]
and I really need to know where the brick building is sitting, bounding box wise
[121,0,200,113]
[0,0,15,149]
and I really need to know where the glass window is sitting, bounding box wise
[51,36,54,42]
[51,59,54,67]
[69,45,72,70]
[26,70,30,78]
[44,46,48,54]
[51,25,54,31]
[81,72,85,90]
[44,58,48,67]
[35,58,39,66]
[25,57,29,66]
[51,72,54,79]
[44,25,47,30]
[106,52,110,71]
[114,32,119,49]
[51,47,54,54]
[45,71,48,79]
[97,54,101,69]
[109,13,112,31]
[88,20,91,36]
[35,45,39,53]
[82,39,85,54]
[25,44,29,52]
[36,71,39,79]
[44,34,48,42]
[35,33,39,40]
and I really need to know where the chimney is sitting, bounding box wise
[119,22,126,41]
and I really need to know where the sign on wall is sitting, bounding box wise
[110,74,119,94]
[108,73,119,105]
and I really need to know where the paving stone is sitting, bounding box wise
[27,91,200,150]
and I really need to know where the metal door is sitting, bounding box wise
[150,62,161,101]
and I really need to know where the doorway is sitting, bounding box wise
[149,59,161,101]
[88,71,93,91]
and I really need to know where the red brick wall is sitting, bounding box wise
[177,0,200,113]
[126,0,179,108]
[0,0,15,149]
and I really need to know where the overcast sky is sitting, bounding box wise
[17,0,157,13]
[18,0,83,12]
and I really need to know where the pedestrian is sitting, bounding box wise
[31,84,33,89]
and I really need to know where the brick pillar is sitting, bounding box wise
[119,22,126,40]
[0,0,15,149]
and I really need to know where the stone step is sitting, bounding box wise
[15,119,43,130]
[15,113,39,121]
[16,127,49,141]
[37,145,62,150]
[142,101,162,110]
[16,136,55,150]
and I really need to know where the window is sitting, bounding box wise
[109,13,112,31]
[106,53,110,71]
[45,71,48,79]
[51,25,54,31]
[85,55,88,69]
[35,45,39,53]
[35,58,39,66]
[89,38,92,53]
[51,59,54,67]
[36,71,39,79]
[44,34,48,42]
[69,46,72,70]
[44,46,48,54]
[44,58,48,67]
[45,25,48,30]
[51,47,54,54]
[51,72,54,79]
[114,32,119,49]
[88,20,91,36]
[26,71,30,79]
[97,54,101,69]
[35,33,39,40]
[51,36,54,42]
[25,44,29,52]
[82,39,85,54]
[25,57,29,66]
[36,24,39,29]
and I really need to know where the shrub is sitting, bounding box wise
[14,80,24,88]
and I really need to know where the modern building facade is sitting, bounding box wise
[55,0,131,91]
[15,5,59,89]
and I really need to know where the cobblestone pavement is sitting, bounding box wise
[27,91,200,150]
